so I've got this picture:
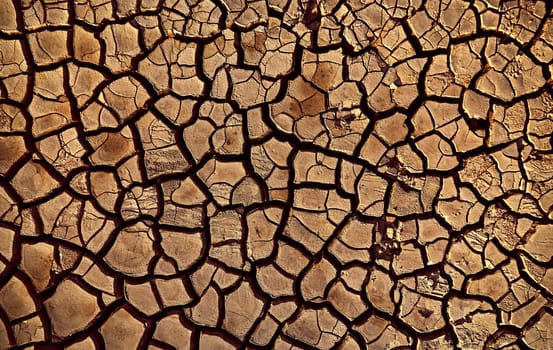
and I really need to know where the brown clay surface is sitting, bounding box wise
[0,0,553,349]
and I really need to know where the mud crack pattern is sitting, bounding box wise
[0,0,553,349]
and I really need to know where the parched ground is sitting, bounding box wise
[0,0,552,349]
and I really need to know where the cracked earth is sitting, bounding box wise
[0,0,552,349]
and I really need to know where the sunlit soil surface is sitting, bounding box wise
[0,0,553,348]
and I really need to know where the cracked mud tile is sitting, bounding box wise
[425,54,463,98]
[284,187,349,254]
[146,39,204,97]
[477,38,546,101]
[22,0,69,29]
[11,159,62,204]
[270,75,326,141]
[103,221,156,277]
[101,21,142,73]
[44,279,100,339]
[446,295,498,349]
[241,18,296,79]
[152,314,193,349]
[408,0,477,52]
[28,29,69,66]
[1,0,553,348]
[283,306,347,349]
[246,206,282,261]
[397,277,447,333]
[251,137,291,200]
[28,66,73,137]
[222,280,265,340]
[354,314,412,348]
[230,67,282,108]
[99,308,145,350]
[0,39,29,103]
[81,75,150,130]
[257,241,308,298]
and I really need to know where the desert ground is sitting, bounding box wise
[0,0,552,348]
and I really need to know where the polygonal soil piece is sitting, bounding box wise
[104,221,156,277]
[160,229,204,271]
[45,279,100,338]
[0,135,27,175]
[99,308,145,350]
[284,307,347,349]
[11,160,61,203]
[222,281,265,340]
[20,242,55,291]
